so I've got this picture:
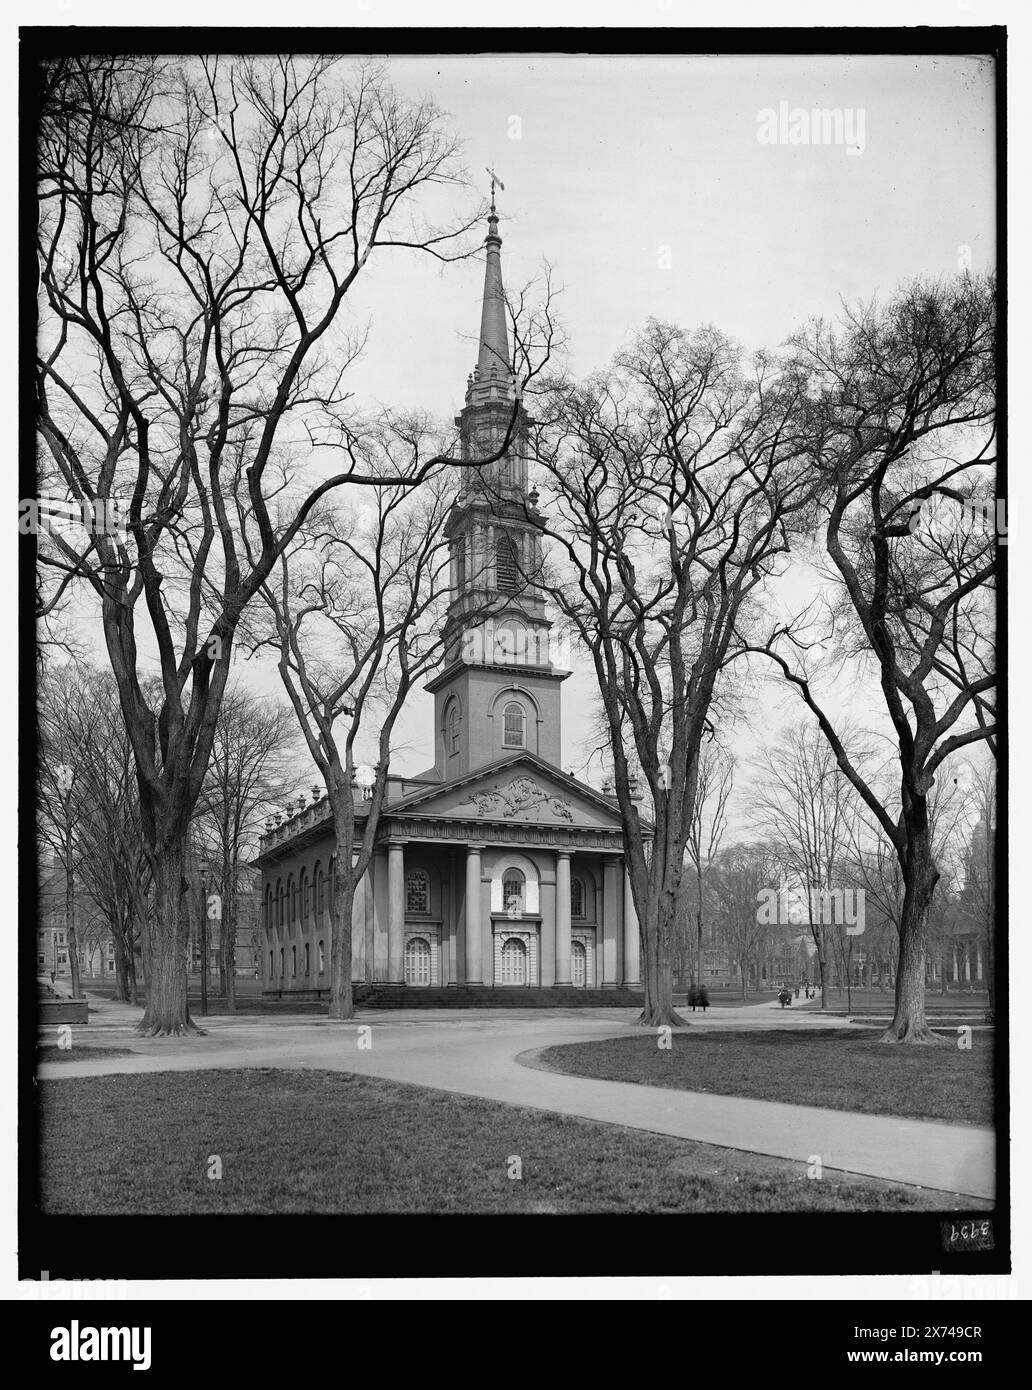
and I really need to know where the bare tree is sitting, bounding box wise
[748,721,861,1009]
[74,681,153,1004]
[710,843,777,999]
[254,462,467,1020]
[39,663,154,1002]
[37,668,88,999]
[529,321,818,1025]
[192,687,298,1009]
[35,54,523,1034]
[952,758,996,1018]
[751,274,996,1041]
[683,742,734,990]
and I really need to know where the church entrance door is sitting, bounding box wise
[405,937,431,986]
[500,937,527,986]
[571,940,587,988]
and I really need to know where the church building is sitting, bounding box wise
[254,199,642,1000]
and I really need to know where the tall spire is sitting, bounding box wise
[473,193,511,393]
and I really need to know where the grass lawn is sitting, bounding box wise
[37,1067,979,1214]
[815,990,990,1016]
[535,1029,994,1127]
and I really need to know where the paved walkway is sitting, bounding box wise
[38,996,995,1201]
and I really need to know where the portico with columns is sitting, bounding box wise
[254,190,644,1001]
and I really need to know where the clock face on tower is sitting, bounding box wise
[461,620,548,668]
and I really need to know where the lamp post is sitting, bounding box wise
[199,856,209,1018]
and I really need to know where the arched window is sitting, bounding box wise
[316,863,324,914]
[304,942,311,976]
[448,702,461,754]
[276,880,284,927]
[502,869,525,915]
[288,876,297,920]
[291,944,297,977]
[496,533,518,592]
[503,701,526,748]
[318,940,325,974]
[279,947,284,977]
[571,876,585,919]
[407,869,430,914]
[264,886,272,930]
[299,870,309,917]
[269,948,274,978]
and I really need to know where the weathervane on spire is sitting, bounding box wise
[486,166,504,214]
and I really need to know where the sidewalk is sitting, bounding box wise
[37,1008,995,1201]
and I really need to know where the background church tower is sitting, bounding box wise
[426,192,569,778]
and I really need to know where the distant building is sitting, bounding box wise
[37,860,114,980]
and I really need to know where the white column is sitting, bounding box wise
[602,856,621,987]
[555,851,572,986]
[363,855,376,985]
[465,843,484,984]
[622,868,641,986]
[351,852,365,981]
[387,841,406,983]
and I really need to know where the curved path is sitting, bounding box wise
[37,997,995,1201]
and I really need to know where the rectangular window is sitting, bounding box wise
[406,871,430,914]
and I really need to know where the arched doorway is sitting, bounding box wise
[405,937,431,986]
[571,940,587,988]
[500,937,528,985]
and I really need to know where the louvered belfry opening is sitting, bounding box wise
[496,532,519,592]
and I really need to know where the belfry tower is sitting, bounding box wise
[426,191,569,778]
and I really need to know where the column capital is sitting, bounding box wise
[386,838,409,848]
[555,849,572,862]
[466,841,487,853]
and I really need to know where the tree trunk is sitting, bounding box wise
[137,842,202,1036]
[695,907,703,996]
[881,826,940,1044]
[224,869,237,1012]
[64,856,83,1000]
[984,926,994,1021]
[328,863,356,1021]
[113,932,131,1003]
[638,888,686,1027]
